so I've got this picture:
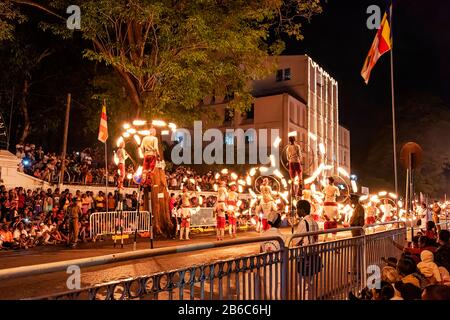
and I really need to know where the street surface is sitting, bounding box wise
[0,228,354,299]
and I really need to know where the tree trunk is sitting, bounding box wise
[19,78,31,144]
[143,167,173,238]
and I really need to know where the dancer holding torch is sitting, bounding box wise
[227,184,239,238]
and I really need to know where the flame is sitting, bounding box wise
[116,136,124,148]
[127,128,137,134]
[270,154,276,167]
[319,143,326,155]
[138,148,144,159]
[351,180,358,193]
[249,168,257,177]
[132,120,146,126]
[133,134,141,145]
[126,173,132,180]
[288,131,297,137]
[231,172,238,180]
[259,167,269,173]
[338,167,350,178]
[238,185,243,193]
[152,120,167,127]
[273,169,283,179]
[168,123,177,130]
[215,173,220,180]
[213,184,218,192]
[221,168,228,174]
[138,130,150,136]
[123,132,131,138]
[113,153,119,166]
[378,191,387,197]
[308,132,317,141]
[123,123,131,130]
[161,130,169,136]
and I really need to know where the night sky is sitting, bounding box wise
[285,0,450,176]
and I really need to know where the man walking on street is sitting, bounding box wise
[68,197,81,248]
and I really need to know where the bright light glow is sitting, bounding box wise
[351,180,358,193]
[123,132,131,138]
[117,169,120,175]
[273,169,283,179]
[116,136,124,148]
[229,181,236,186]
[359,195,369,201]
[304,163,325,185]
[138,130,150,136]
[378,191,387,197]
[281,214,287,221]
[308,132,317,141]
[199,196,203,205]
[113,153,119,166]
[370,195,380,203]
[281,178,287,189]
[311,184,316,193]
[221,168,228,174]
[183,177,188,182]
[123,123,131,130]
[249,188,257,198]
[127,128,137,134]
[189,178,195,184]
[288,131,297,137]
[196,186,201,192]
[259,167,269,173]
[231,172,238,180]
[213,184,218,192]
[246,176,252,186]
[275,199,281,205]
[338,167,350,178]
[138,148,144,159]
[285,205,289,213]
[389,193,398,199]
[126,173,132,180]
[270,154,276,167]
[238,179,246,186]
[152,120,167,127]
[161,130,169,136]
[251,218,256,225]
[133,134,141,145]
[249,168,257,177]
[168,123,177,130]
[319,143,326,155]
[215,173,220,180]
[398,201,403,208]
[135,166,143,177]
[132,120,146,126]
[236,200,242,207]
[273,137,282,148]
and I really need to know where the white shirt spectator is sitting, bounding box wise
[294,215,319,246]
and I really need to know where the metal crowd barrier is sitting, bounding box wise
[0,223,408,300]
[89,211,151,239]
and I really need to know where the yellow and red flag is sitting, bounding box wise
[361,5,392,84]
[98,101,108,143]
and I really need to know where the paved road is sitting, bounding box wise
[0,228,354,299]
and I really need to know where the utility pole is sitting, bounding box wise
[59,93,71,187]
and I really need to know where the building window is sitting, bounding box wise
[225,132,234,145]
[284,68,291,80]
[276,69,283,82]
[224,107,234,124]
[242,104,254,120]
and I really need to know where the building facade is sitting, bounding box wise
[203,55,350,176]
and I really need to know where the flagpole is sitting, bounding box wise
[389,4,398,195]
[104,99,108,214]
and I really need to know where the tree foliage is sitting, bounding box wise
[2,0,322,125]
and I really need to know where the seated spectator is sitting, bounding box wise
[424,221,437,240]
[417,250,442,284]
[435,230,450,273]
[0,224,17,249]
[382,265,400,284]
[13,222,32,249]
[397,256,425,289]
[422,284,450,300]
[394,281,422,300]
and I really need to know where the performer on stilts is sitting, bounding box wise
[179,186,193,240]
[322,176,340,241]
[140,127,159,186]
[227,184,238,238]
[215,181,228,241]
[286,136,303,198]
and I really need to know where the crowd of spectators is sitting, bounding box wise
[0,185,139,250]
[349,229,450,300]
[16,144,119,185]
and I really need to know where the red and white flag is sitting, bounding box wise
[98,102,108,143]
